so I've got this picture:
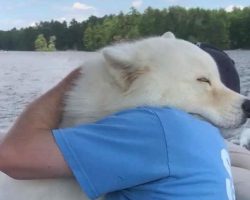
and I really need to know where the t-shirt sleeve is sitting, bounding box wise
[52,108,169,199]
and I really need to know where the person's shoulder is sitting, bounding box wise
[142,106,193,120]
[107,106,217,131]
[113,106,191,120]
[148,106,218,130]
[113,106,177,119]
[106,106,169,130]
[114,106,216,126]
[112,106,196,127]
[113,106,158,117]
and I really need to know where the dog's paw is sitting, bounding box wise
[240,128,250,150]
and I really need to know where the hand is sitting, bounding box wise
[0,68,81,179]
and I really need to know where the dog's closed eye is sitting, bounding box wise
[197,77,211,86]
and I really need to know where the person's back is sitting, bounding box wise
[53,106,235,200]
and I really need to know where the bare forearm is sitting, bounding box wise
[9,86,63,136]
[0,90,71,179]
[0,69,80,179]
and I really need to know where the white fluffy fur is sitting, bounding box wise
[0,32,248,200]
[240,128,250,148]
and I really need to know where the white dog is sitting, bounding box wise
[0,32,249,200]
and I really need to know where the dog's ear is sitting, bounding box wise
[102,45,147,91]
[162,31,176,39]
[102,45,134,69]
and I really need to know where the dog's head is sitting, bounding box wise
[101,32,250,130]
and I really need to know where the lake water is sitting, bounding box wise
[0,51,95,135]
[0,50,250,136]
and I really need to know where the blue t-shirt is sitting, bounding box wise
[53,107,235,200]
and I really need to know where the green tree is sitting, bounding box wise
[185,8,230,48]
[139,7,168,36]
[48,35,56,51]
[1,6,250,50]
[165,6,188,38]
[84,25,101,50]
[34,34,48,51]
[229,7,250,48]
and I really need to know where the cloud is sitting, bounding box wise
[225,5,244,12]
[55,2,99,24]
[132,0,143,8]
[57,9,102,24]
[29,22,37,27]
[72,2,95,11]
[59,17,67,21]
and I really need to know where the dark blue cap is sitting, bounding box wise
[197,43,240,93]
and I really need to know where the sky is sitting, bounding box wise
[0,0,249,31]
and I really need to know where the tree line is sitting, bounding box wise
[0,6,250,51]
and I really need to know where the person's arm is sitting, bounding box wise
[0,68,81,180]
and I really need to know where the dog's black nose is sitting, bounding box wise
[242,100,250,118]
